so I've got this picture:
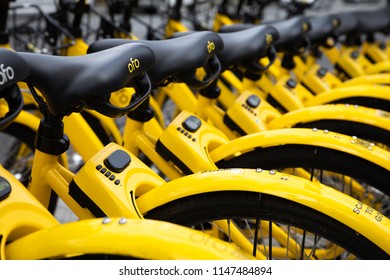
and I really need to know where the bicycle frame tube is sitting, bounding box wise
[364,60,390,75]
[293,60,344,95]
[362,41,389,63]
[322,47,367,79]
[63,113,106,161]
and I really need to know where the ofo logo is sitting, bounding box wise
[0,64,14,85]
[128,58,140,73]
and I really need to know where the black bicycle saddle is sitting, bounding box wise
[88,31,224,89]
[355,7,390,37]
[19,43,155,117]
[333,12,359,36]
[220,16,311,54]
[306,14,340,47]
[0,48,29,92]
[330,11,360,45]
[264,15,311,54]
[217,25,279,74]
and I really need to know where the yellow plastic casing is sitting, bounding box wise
[156,111,230,174]
[72,143,166,219]
[267,76,313,111]
[0,167,58,259]
[298,64,343,95]
[224,90,281,134]
[325,48,366,79]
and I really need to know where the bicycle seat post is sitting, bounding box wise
[35,110,70,157]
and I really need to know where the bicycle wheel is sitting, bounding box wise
[145,191,389,259]
[215,144,390,215]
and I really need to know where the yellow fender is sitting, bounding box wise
[208,128,390,171]
[364,60,390,75]
[267,103,390,131]
[0,167,58,260]
[5,218,252,260]
[305,84,390,106]
[340,73,390,87]
[136,168,390,254]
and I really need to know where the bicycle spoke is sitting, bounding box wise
[300,230,306,260]
[268,221,273,260]
[253,217,260,257]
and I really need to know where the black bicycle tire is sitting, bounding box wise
[145,191,389,259]
[215,144,390,197]
[81,111,113,146]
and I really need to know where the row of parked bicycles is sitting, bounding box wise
[0,0,390,260]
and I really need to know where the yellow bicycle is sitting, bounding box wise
[4,39,390,259]
[0,47,251,260]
